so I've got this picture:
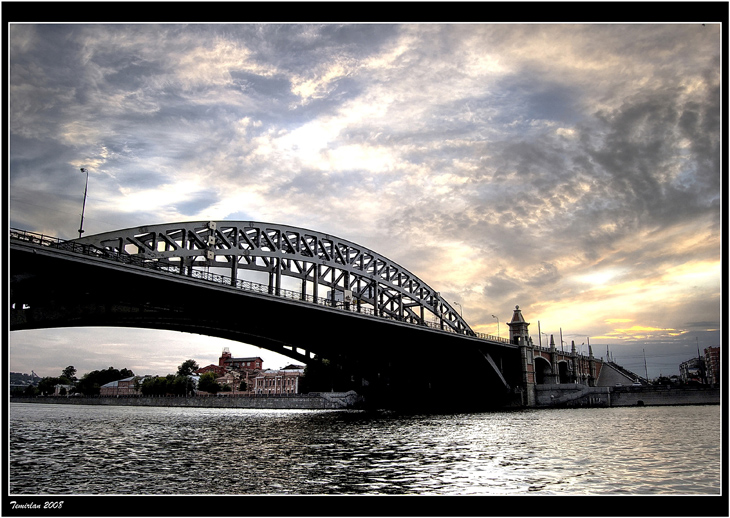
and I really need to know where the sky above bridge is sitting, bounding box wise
[8,15,723,380]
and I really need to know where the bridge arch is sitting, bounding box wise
[73,221,473,336]
[557,360,571,384]
[534,356,552,384]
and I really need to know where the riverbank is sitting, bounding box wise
[535,384,720,408]
[11,385,720,411]
[10,390,363,410]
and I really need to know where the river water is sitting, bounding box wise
[8,403,722,499]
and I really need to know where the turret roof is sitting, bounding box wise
[509,305,527,324]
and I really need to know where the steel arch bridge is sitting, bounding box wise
[72,220,476,338]
[10,222,520,408]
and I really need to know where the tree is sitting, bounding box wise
[177,359,199,377]
[170,375,195,396]
[37,376,71,395]
[141,376,169,396]
[197,372,220,394]
[76,367,134,395]
[62,366,77,382]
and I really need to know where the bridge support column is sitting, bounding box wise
[550,335,560,384]
[509,306,536,406]
[268,257,282,296]
[344,272,351,311]
[519,337,537,407]
[571,341,579,384]
[312,263,319,302]
[275,256,282,296]
[588,345,597,387]
[372,281,379,317]
[356,278,362,313]
[231,259,238,287]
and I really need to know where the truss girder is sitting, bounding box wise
[75,221,473,335]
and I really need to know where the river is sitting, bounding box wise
[7,402,722,511]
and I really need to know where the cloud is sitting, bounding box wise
[8,23,721,379]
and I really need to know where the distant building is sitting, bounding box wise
[53,384,74,396]
[679,357,704,384]
[195,364,226,377]
[254,365,305,395]
[704,346,720,385]
[195,347,263,377]
[100,376,142,396]
[213,371,256,395]
[220,351,263,371]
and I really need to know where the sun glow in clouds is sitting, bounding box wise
[8,23,721,379]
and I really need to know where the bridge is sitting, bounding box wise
[8,221,606,409]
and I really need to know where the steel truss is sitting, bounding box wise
[74,221,474,336]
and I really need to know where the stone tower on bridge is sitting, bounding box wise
[506,305,601,407]
[507,305,530,346]
[507,305,537,406]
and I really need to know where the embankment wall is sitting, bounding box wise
[535,384,720,408]
[10,391,362,410]
[609,385,720,407]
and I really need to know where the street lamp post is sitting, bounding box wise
[453,301,462,317]
[78,168,89,238]
[492,314,499,338]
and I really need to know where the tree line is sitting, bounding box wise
[12,355,356,397]
[11,360,218,397]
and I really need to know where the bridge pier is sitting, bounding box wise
[507,305,610,406]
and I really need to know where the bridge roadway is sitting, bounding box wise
[9,227,522,409]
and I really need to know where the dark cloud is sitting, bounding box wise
[9,23,721,377]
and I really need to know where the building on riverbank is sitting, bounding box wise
[100,376,143,396]
[704,346,720,385]
[194,347,264,378]
[254,365,305,395]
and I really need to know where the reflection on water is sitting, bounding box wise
[9,403,721,496]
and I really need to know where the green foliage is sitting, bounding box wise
[197,372,221,394]
[177,359,199,377]
[37,376,72,395]
[62,366,77,382]
[140,376,167,396]
[170,375,196,396]
[76,366,134,396]
[10,385,36,397]
[140,374,195,396]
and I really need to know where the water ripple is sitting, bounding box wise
[9,403,720,495]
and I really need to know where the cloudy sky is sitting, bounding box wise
[8,21,722,381]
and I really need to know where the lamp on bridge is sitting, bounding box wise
[492,314,499,338]
[78,167,89,239]
[453,301,462,317]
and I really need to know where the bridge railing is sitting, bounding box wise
[10,228,66,247]
[10,228,512,344]
[11,228,188,272]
